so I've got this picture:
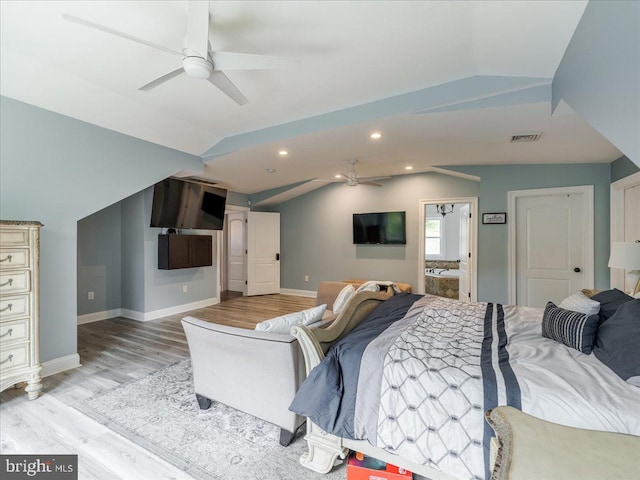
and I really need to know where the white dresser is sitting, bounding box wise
[0,221,43,400]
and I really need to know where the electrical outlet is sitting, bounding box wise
[304,275,309,282]
[182,285,188,293]
[88,291,94,300]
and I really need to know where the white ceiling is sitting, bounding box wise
[0,1,622,195]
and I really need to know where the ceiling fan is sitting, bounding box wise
[62,1,299,105]
[337,159,391,187]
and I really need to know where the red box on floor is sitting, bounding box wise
[346,451,412,480]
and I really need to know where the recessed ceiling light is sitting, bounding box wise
[266,168,276,173]
[370,132,382,140]
[405,166,413,170]
[278,150,288,156]
[334,174,342,178]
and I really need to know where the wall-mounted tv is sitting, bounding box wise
[353,211,406,244]
[150,177,227,230]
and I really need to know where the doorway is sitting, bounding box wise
[220,209,281,300]
[418,197,478,301]
[508,185,594,307]
[610,171,640,291]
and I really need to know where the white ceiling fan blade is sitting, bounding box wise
[62,13,183,58]
[358,176,392,182]
[186,0,210,58]
[359,181,384,187]
[139,67,185,92]
[210,51,300,71]
[208,71,248,106]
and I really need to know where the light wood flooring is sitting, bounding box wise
[0,293,316,480]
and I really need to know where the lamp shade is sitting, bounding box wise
[608,242,640,269]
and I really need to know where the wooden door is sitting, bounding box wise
[514,189,591,307]
[246,212,280,296]
[458,204,471,302]
[226,212,245,293]
[624,183,640,292]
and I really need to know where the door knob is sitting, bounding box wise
[574,267,581,273]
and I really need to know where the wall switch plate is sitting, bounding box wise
[182,285,188,293]
[88,291,94,300]
[305,275,309,282]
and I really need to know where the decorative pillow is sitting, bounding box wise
[558,291,600,316]
[591,288,634,323]
[593,299,640,386]
[254,304,327,334]
[541,302,599,354]
[332,284,356,314]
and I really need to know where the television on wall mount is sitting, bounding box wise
[353,211,406,244]
[150,177,228,230]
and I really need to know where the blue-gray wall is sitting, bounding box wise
[274,172,480,292]
[611,155,640,183]
[77,202,122,316]
[448,163,611,302]
[0,96,202,363]
[275,163,611,304]
[77,185,254,318]
[553,0,640,164]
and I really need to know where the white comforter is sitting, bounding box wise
[365,296,640,480]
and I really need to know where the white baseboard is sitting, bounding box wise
[77,308,122,325]
[41,353,81,377]
[280,288,317,298]
[121,297,219,322]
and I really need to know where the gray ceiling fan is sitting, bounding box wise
[62,1,299,105]
[337,159,391,187]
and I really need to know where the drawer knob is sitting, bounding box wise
[0,278,13,287]
[0,354,14,365]
[0,303,12,313]
[0,254,12,263]
[0,328,12,338]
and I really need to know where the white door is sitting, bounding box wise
[514,188,592,307]
[246,212,280,296]
[458,204,471,302]
[624,184,640,291]
[226,212,246,292]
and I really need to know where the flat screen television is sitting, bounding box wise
[150,177,227,230]
[353,211,406,244]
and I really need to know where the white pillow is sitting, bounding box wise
[355,280,380,293]
[254,304,327,334]
[558,291,600,315]
[333,284,356,314]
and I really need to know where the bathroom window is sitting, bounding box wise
[425,216,445,259]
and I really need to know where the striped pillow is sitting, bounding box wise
[542,302,599,354]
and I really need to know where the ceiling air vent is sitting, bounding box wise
[510,132,542,143]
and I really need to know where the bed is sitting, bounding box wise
[289,289,640,480]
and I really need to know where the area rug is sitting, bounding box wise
[73,359,345,480]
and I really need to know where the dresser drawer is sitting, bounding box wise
[0,295,29,321]
[0,248,29,270]
[0,271,30,295]
[0,229,29,246]
[0,319,28,345]
[0,343,29,372]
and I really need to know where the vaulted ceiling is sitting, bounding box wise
[0,1,622,195]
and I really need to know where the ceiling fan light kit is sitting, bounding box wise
[182,54,213,79]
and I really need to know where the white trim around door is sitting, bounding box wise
[507,185,594,306]
[418,197,478,301]
[610,171,640,290]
